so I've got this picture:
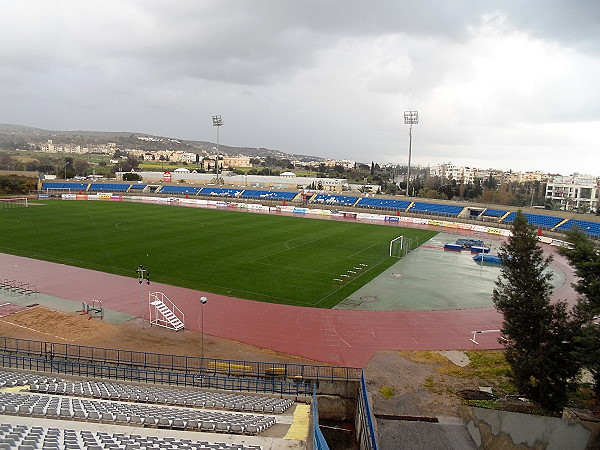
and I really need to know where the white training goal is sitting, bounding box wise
[389,235,413,258]
[0,197,28,208]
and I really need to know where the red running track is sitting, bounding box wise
[0,243,576,368]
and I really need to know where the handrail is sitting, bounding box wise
[0,336,362,383]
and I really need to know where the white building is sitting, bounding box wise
[429,163,476,184]
[545,175,599,213]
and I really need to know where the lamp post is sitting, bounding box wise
[404,110,419,197]
[200,296,208,365]
[212,115,223,183]
[136,265,150,328]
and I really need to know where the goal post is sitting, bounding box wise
[389,236,404,258]
[0,197,28,208]
[389,235,414,258]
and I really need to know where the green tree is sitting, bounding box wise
[558,227,600,403]
[493,211,579,411]
[122,172,141,181]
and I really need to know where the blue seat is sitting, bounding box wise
[556,219,600,238]
[158,186,201,195]
[41,182,89,191]
[88,183,130,192]
[481,208,508,218]
[311,194,358,206]
[355,198,411,211]
[409,202,464,217]
[501,212,563,229]
[239,190,297,201]
[199,187,244,198]
[129,184,147,190]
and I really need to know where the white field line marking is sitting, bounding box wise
[251,233,337,262]
[313,255,390,306]
[346,242,381,259]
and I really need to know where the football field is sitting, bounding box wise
[0,200,436,308]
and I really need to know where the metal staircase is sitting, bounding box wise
[148,292,185,331]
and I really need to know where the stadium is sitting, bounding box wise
[0,182,589,449]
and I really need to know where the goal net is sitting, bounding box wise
[0,197,28,208]
[389,235,413,258]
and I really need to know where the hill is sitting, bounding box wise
[0,123,323,162]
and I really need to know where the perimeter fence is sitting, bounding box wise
[0,353,312,396]
[0,337,362,384]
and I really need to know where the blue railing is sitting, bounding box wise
[313,384,331,450]
[357,371,378,450]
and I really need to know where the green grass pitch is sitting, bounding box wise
[0,200,437,308]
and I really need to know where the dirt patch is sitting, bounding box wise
[0,306,324,365]
[364,350,510,418]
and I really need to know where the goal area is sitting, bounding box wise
[0,197,28,208]
[389,235,413,258]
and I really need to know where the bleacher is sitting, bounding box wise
[355,198,411,211]
[239,190,297,201]
[41,182,89,192]
[555,219,600,238]
[409,202,464,217]
[158,186,201,195]
[480,208,508,218]
[199,187,244,198]
[88,183,130,192]
[0,367,297,448]
[501,212,564,229]
[0,423,262,450]
[128,184,147,190]
[311,193,358,206]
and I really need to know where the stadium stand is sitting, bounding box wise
[158,186,201,195]
[311,193,359,206]
[199,187,244,198]
[0,391,276,434]
[409,202,464,217]
[239,190,297,201]
[0,422,263,449]
[480,208,508,218]
[87,183,130,192]
[41,182,89,191]
[502,212,564,229]
[556,219,600,238]
[27,380,294,414]
[355,198,411,211]
[128,184,147,190]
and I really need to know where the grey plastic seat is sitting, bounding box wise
[215,422,229,433]
[171,418,185,429]
[200,421,215,432]
[157,417,171,428]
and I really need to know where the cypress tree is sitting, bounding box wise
[559,227,600,403]
[493,211,579,411]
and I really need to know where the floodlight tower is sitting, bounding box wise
[404,110,419,197]
[200,296,208,363]
[212,115,223,182]
[136,264,150,328]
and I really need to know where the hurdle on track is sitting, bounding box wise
[0,279,38,296]
[470,329,501,345]
[77,300,104,320]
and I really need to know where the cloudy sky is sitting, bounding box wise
[1,1,599,175]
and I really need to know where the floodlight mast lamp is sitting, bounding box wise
[200,296,208,364]
[136,264,150,328]
[404,110,419,197]
[212,115,223,183]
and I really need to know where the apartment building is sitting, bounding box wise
[545,174,599,212]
